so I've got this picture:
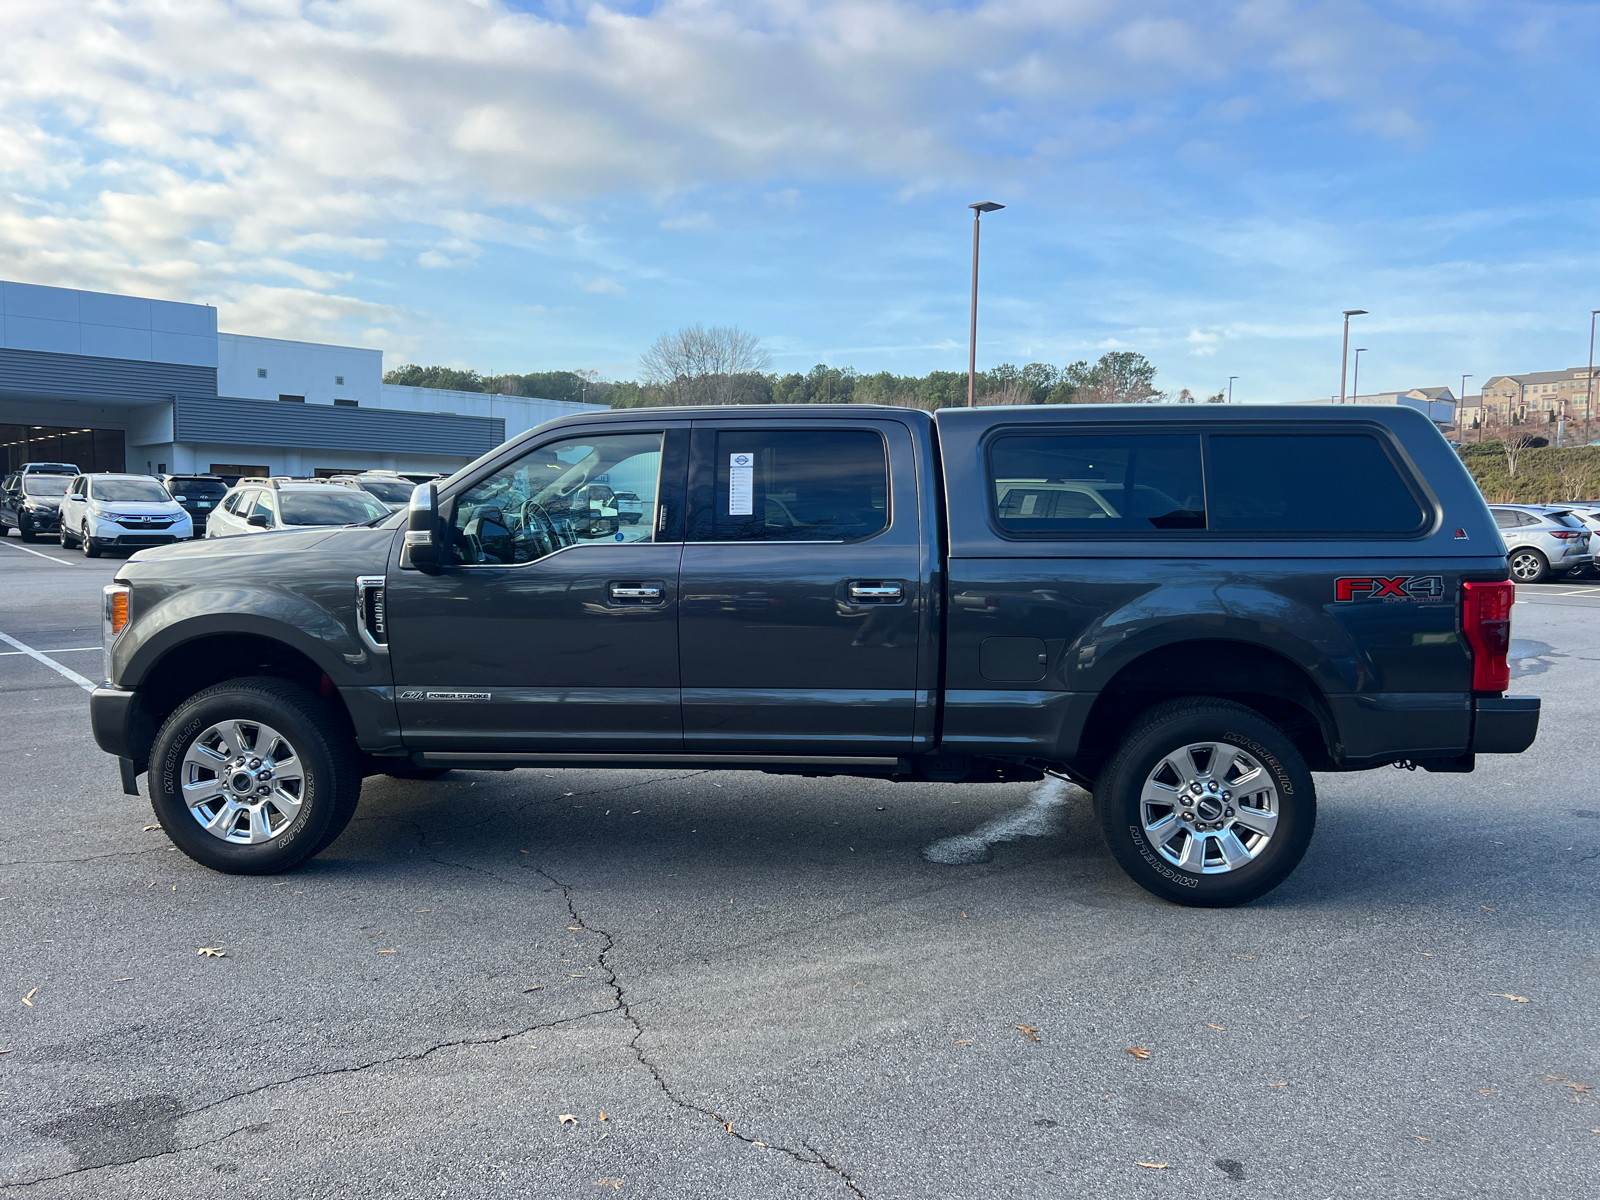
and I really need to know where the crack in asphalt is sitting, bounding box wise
[0,1121,271,1191]
[0,846,171,867]
[528,863,869,1199]
[0,1010,614,1191]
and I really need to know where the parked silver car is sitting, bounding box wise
[1490,504,1593,583]
[1555,504,1600,578]
[206,478,389,538]
[326,471,420,511]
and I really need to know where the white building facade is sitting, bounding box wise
[0,280,607,479]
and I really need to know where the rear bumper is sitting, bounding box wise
[1471,695,1540,754]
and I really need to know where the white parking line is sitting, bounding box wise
[0,541,77,565]
[0,646,98,655]
[0,631,96,692]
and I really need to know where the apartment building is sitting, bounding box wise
[1477,367,1599,423]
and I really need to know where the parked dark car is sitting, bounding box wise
[157,474,230,536]
[1,463,78,541]
[91,404,1538,906]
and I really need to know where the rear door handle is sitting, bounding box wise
[849,582,904,603]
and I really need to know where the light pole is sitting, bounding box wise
[1459,373,1471,444]
[967,201,1004,408]
[1587,310,1600,438]
[1351,349,1367,402]
[1339,309,1367,402]
[1227,375,1238,404]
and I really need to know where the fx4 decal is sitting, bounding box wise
[1335,575,1445,602]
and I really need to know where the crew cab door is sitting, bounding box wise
[678,419,926,754]
[384,426,687,752]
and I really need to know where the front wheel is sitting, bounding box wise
[81,524,102,558]
[148,677,364,874]
[17,519,38,543]
[1508,548,1549,584]
[1094,699,1316,907]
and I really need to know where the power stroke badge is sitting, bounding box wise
[1334,576,1444,603]
[399,690,491,701]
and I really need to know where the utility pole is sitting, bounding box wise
[1339,309,1367,402]
[967,202,1004,407]
[1351,349,1367,403]
[1587,310,1600,440]
[1227,376,1238,404]
[1460,374,1471,445]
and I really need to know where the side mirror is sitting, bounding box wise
[404,482,445,571]
[248,513,270,528]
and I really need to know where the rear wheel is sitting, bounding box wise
[1508,548,1549,584]
[1094,698,1316,907]
[148,677,363,874]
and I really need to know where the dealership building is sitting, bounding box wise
[0,280,607,479]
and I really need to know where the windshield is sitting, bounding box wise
[354,479,415,504]
[93,479,172,503]
[22,475,72,497]
[169,479,228,500]
[278,490,389,526]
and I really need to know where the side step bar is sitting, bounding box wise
[415,752,905,772]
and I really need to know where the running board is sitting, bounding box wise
[415,752,905,772]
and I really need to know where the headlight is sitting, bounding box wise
[103,584,130,684]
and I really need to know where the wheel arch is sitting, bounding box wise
[1073,638,1340,776]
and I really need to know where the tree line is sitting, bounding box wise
[382,324,1223,411]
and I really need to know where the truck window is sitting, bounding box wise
[451,432,663,566]
[706,430,888,542]
[988,433,1204,535]
[1207,434,1425,534]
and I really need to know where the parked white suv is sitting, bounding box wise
[206,479,389,538]
[59,474,193,557]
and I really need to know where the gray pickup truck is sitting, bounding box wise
[91,404,1539,906]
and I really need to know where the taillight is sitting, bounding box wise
[1549,531,1580,539]
[1462,580,1514,692]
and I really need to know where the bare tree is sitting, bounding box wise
[1556,455,1596,501]
[1502,429,1536,477]
[639,324,772,405]
[979,380,1035,407]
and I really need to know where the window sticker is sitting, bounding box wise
[728,452,753,516]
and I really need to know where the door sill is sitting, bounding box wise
[415,751,905,771]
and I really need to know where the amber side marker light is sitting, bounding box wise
[110,591,129,635]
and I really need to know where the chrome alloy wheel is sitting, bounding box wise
[181,719,305,844]
[1140,741,1279,874]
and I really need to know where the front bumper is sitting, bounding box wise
[89,516,191,546]
[20,507,60,531]
[1472,695,1540,754]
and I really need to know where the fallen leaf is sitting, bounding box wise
[1205,1023,1226,1031]
[1232,953,1255,959]
[1135,1162,1167,1170]
[1479,1089,1496,1094]
[567,973,586,978]
[523,986,545,993]
[1017,1025,1040,1043]
[0,1049,10,1054]
[197,947,227,958]
[558,1114,578,1126]
[567,926,583,931]
[595,1181,622,1191]
[414,909,430,913]
[1482,905,1496,912]
[1415,951,1434,957]
[378,949,396,954]
[1488,993,1529,1003]
[19,988,35,1007]
[368,931,384,938]
[1125,1047,1150,1060]
[955,1039,974,1045]
[1268,1082,1289,1088]
[599,1110,609,1121]
[1412,1135,1429,1142]
[725,1122,733,1133]
[142,824,160,832]
[752,1140,767,1147]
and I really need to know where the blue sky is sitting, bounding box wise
[3,1,1599,400]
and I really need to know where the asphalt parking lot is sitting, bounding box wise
[1,536,1597,1199]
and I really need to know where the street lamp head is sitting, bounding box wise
[969,201,1005,213]
[1354,347,1368,354]
[1343,309,1368,317]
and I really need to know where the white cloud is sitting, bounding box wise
[0,0,1475,340]
[586,277,627,295]
[660,212,714,230]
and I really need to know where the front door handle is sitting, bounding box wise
[609,583,664,602]
[849,582,904,604]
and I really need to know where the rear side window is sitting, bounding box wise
[707,430,888,542]
[989,433,1205,535]
[1492,509,1519,530]
[1207,435,1425,533]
